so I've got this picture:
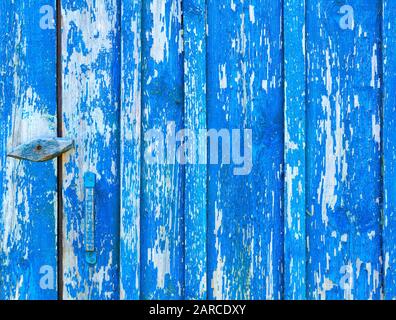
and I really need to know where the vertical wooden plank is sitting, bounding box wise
[61,0,120,299]
[306,0,382,299]
[183,0,207,300]
[382,0,396,300]
[284,0,307,300]
[140,0,184,299]
[0,0,58,300]
[120,0,142,300]
[207,0,284,299]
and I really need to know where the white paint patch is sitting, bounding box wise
[249,5,255,24]
[262,79,268,92]
[150,0,168,63]
[370,44,379,88]
[219,64,228,89]
[368,230,376,241]
[211,204,230,300]
[230,0,236,12]
[371,114,381,146]
[148,226,170,290]
[286,165,299,230]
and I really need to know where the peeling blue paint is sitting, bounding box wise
[0,0,57,300]
[1,0,396,301]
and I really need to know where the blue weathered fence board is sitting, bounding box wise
[306,0,382,299]
[206,0,284,299]
[61,0,120,299]
[3,0,396,301]
[120,0,142,301]
[0,0,58,300]
[140,0,185,299]
[382,0,396,300]
[183,0,208,300]
[284,0,307,300]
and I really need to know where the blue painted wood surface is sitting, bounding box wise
[382,0,396,300]
[61,0,120,300]
[2,0,396,301]
[206,0,283,299]
[183,0,207,300]
[0,0,58,300]
[120,0,142,300]
[306,0,382,299]
[284,0,307,300]
[140,0,184,300]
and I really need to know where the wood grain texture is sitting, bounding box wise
[183,0,208,300]
[284,0,307,300]
[0,0,58,300]
[3,0,396,301]
[120,0,142,300]
[61,0,120,300]
[207,0,284,299]
[306,0,382,300]
[382,0,396,300]
[140,0,185,299]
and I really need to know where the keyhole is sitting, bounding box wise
[36,145,43,151]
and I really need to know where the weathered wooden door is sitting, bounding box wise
[1,0,396,300]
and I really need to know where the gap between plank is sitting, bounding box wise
[56,0,64,301]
